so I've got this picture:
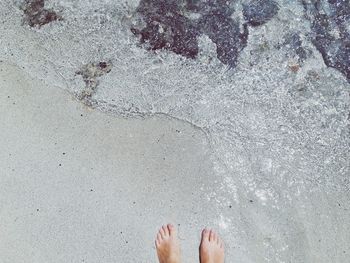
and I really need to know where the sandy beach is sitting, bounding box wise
[1,0,350,262]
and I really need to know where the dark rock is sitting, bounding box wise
[21,0,61,27]
[131,0,199,59]
[199,13,248,67]
[186,0,201,12]
[187,0,235,16]
[243,0,279,26]
[305,2,350,82]
[327,0,350,38]
[23,0,44,14]
[313,38,350,81]
[328,0,350,20]
[284,33,307,62]
[131,0,249,67]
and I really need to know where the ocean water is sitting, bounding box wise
[0,0,349,262]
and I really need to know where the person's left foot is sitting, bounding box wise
[155,224,182,263]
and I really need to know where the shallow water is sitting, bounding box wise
[0,0,349,262]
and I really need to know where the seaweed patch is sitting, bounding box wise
[76,61,113,103]
[20,0,62,27]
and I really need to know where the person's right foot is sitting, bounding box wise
[199,228,225,263]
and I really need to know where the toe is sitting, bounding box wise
[201,228,210,241]
[162,225,169,236]
[159,227,166,238]
[167,224,176,236]
[220,239,225,249]
[209,229,214,242]
[155,239,160,247]
[213,231,218,242]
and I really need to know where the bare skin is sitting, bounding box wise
[155,225,225,263]
[199,228,225,263]
[155,224,181,263]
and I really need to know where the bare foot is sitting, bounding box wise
[199,229,225,263]
[155,224,181,263]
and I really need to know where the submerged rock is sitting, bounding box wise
[283,33,308,62]
[304,1,350,82]
[131,0,247,67]
[327,0,350,38]
[312,36,350,81]
[186,0,235,16]
[243,0,279,26]
[20,0,61,27]
[199,13,248,67]
[131,0,199,59]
